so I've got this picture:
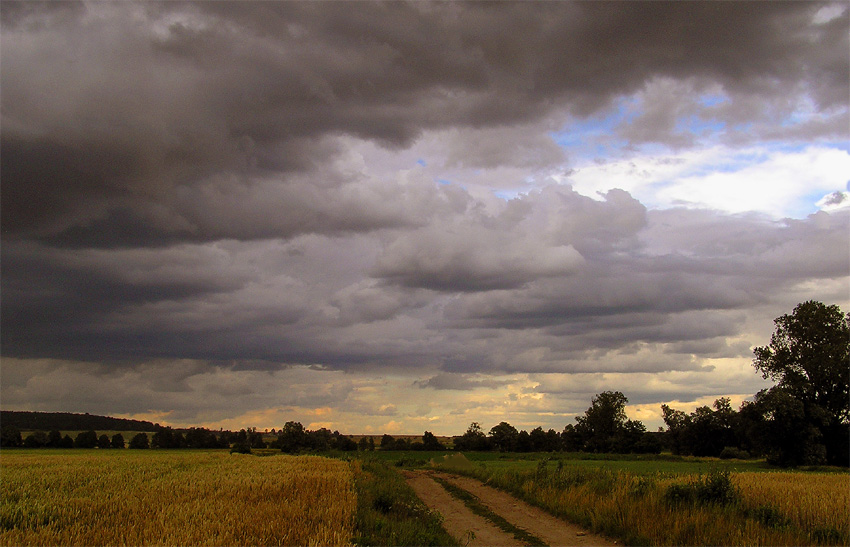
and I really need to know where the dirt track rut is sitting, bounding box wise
[402,470,618,547]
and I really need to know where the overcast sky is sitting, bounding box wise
[2,1,848,435]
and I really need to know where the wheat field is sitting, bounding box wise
[467,463,849,546]
[0,451,356,546]
[734,471,850,540]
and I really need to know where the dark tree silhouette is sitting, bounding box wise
[128,432,150,449]
[74,430,98,449]
[488,422,519,452]
[753,301,849,466]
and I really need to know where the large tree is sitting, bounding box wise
[753,301,850,466]
[453,422,491,451]
[576,391,628,452]
[488,422,519,452]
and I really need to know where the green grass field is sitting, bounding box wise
[359,448,848,475]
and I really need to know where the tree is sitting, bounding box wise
[247,429,266,449]
[111,433,125,449]
[422,431,443,451]
[753,301,850,466]
[1,425,23,448]
[47,430,64,448]
[662,398,740,457]
[488,422,519,452]
[576,391,629,452]
[184,428,218,449]
[128,432,150,449]
[528,427,547,452]
[752,388,824,466]
[453,422,491,451]
[379,434,396,450]
[561,424,581,452]
[24,431,48,448]
[331,431,357,451]
[151,428,176,449]
[357,436,372,451]
[515,430,532,452]
[97,434,111,449]
[74,430,98,449]
[278,421,307,453]
[308,428,333,451]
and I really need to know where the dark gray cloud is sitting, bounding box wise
[2,1,845,242]
[2,1,848,430]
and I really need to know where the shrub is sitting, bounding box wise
[229,442,251,454]
[665,469,739,506]
[719,446,750,459]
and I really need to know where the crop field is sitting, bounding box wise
[1,450,356,546]
[2,448,847,547]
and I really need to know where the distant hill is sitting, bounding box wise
[1,411,159,432]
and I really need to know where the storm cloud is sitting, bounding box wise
[2,1,848,433]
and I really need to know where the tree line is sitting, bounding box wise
[0,411,159,432]
[2,301,845,467]
[0,426,234,450]
[449,301,847,467]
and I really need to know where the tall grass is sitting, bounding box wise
[352,458,457,546]
[1,450,355,546]
[453,460,848,546]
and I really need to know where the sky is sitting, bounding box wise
[1,1,848,435]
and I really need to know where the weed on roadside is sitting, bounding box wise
[352,459,458,546]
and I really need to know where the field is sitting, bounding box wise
[2,448,847,546]
[1,450,355,546]
[427,453,849,546]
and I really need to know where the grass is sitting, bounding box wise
[446,458,849,546]
[366,448,850,476]
[351,457,458,546]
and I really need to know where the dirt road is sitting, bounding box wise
[402,470,618,547]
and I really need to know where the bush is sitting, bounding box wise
[229,442,251,454]
[665,469,739,506]
[719,446,750,459]
[747,504,787,528]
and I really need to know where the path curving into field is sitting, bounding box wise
[403,469,618,547]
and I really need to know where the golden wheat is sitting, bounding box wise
[477,466,848,546]
[0,451,356,546]
[734,471,849,539]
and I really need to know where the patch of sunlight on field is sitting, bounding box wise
[0,451,356,546]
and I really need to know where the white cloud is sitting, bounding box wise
[564,145,850,218]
